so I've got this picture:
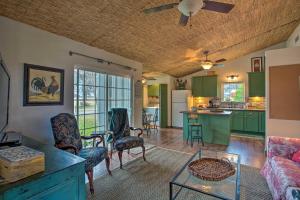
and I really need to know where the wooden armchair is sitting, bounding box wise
[51,113,111,194]
[107,108,146,168]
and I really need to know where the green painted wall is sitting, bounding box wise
[159,84,168,128]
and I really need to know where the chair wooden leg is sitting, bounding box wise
[86,170,94,194]
[128,149,130,154]
[118,150,123,169]
[110,143,113,159]
[142,145,146,161]
[105,157,112,175]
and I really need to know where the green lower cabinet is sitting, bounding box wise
[244,111,259,132]
[231,111,244,131]
[230,110,265,136]
[259,112,266,133]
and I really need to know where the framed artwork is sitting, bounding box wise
[23,64,64,106]
[251,57,264,72]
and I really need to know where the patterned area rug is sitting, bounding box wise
[88,148,272,200]
[129,143,156,155]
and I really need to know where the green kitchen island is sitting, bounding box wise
[181,110,232,145]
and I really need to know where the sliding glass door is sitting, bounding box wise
[74,68,132,136]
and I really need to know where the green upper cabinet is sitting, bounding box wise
[192,76,203,97]
[192,75,217,97]
[248,72,265,97]
[148,84,159,96]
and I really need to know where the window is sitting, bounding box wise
[108,75,132,122]
[223,82,245,102]
[74,68,132,136]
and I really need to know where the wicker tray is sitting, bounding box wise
[188,158,235,181]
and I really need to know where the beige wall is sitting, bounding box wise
[0,17,143,143]
[265,46,300,139]
[181,42,286,99]
[287,23,300,47]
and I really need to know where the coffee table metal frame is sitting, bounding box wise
[169,150,241,200]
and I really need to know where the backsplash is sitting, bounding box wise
[192,97,265,109]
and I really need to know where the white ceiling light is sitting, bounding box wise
[178,0,204,16]
[201,61,213,70]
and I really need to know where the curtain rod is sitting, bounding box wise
[69,51,136,71]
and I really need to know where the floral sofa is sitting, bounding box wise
[261,136,300,200]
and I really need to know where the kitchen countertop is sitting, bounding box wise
[198,107,265,111]
[180,110,232,115]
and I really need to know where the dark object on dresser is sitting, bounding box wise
[51,113,111,194]
[107,108,146,168]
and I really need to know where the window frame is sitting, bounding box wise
[74,67,133,136]
[221,82,245,102]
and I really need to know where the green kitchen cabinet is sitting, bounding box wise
[231,111,244,131]
[148,84,159,96]
[192,76,203,97]
[192,75,217,97]
[244,111,259,132]
[259,111,266,133]
[248,72,265,97]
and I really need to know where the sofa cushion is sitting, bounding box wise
[271,156,300,192]
[292,150,300,163]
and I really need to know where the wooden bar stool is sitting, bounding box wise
[187,114,204,147]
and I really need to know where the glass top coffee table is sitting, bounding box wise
[169,150,240,200]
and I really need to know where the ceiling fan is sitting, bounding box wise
[200,51,226,70]
[143,0,234,27]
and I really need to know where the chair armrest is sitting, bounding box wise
[81,134,104,147]
[130,127,143,137]
[55,143,79,154]
[267,136,300,159]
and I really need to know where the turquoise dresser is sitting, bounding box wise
[0,137,86,200]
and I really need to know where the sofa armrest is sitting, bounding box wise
[267,136,300,159]
[286,186,300,200]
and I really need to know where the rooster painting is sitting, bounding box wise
[24,64,64,106]
[31,75,59,96]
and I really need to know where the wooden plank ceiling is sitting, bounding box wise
[0,0,300,77]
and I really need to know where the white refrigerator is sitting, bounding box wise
[172,90,191,128]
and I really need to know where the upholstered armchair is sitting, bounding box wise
[51,113,111,194]
[107,108,146,168]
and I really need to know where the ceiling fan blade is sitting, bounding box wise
[179,14,189,26]
[202,1,234,13]
[143,3,179,14]
[215,58,227,63]
[213,63,225,67]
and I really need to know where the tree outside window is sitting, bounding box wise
[223,82,245,102]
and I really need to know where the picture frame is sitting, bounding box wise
[251,57,264,72]
[23,64,64,106]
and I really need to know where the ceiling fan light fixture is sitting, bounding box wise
[201,61,213,70]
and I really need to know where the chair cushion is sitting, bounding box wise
[270,156,300,196]
[78,147,108,171]
[115,136,144,151]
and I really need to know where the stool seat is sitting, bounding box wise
[188,123,202,126]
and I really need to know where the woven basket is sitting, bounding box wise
[188,158,235,181]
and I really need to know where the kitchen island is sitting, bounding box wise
[181,110,232,145]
